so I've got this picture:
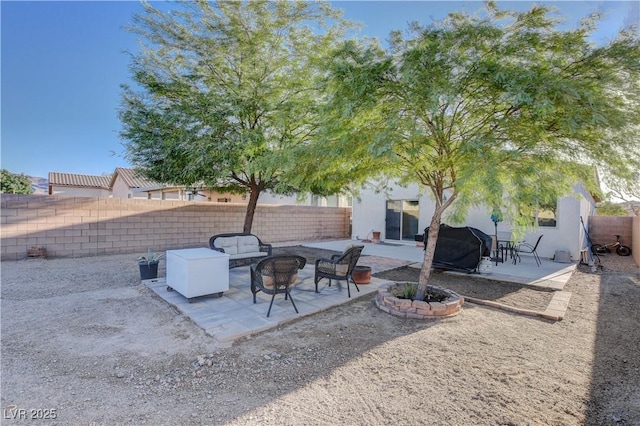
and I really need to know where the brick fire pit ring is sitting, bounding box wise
[375,282,464,319]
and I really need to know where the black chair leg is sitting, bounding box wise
[267,293,276,317]
[287,291,299,314]
[533,251,541,266]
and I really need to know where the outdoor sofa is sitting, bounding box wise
[209,233,273,268]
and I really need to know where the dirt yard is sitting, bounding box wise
[1,249,638,425]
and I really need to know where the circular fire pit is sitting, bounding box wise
[375,282,464,319]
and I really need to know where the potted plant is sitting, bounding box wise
[137,249,164,280]
[352,265,372,284]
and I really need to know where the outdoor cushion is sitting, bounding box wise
[213,236,239,255]
[237,235,260,254]
[260,272,299,289]
[334,263,349,274]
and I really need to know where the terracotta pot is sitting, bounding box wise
[352,265,372,284]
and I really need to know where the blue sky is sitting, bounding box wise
[2,1,638,179]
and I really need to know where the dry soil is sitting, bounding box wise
[1,249,638,425]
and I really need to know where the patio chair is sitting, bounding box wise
[513,235,543,267]
[314,245,364,298]
[250,255,306,317]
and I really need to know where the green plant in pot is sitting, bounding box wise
[137,249,164,280]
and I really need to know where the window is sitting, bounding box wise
[518,201,558,228]
[537,202,557,227]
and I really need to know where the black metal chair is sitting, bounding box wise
[250,255,306,317]
[513,235,543,267]
[314,245,364,298]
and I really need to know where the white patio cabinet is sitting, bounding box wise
[166,248,230,302]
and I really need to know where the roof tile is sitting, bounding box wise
[48,172,111,189]
[113,167,158,188]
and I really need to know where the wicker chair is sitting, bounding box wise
[314,245,364,298]
[250,255,306,317]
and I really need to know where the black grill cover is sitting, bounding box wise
[423,224,493,273]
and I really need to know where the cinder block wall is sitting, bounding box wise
[1,195,351,260]
[588,216,634,248]
[589,216,639,267]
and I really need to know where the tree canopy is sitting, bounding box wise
[596,201,629,217]
[314,2,640,299]
[120,0,352,232]
[0,169,33,195]
[602,170,640,216]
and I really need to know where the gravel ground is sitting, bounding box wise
[1,250,638,425]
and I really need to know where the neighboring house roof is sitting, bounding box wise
[109,167,158,189]
[48,172,111,189]
[48,168,159,191]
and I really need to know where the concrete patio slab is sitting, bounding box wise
[144,239,578,344]
[144,264,392,345]
[308,239,576,290]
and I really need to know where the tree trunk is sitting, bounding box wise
[243,184,261,234]
[415,209,444,301]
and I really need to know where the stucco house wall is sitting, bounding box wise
[111,174,135,198]
[352,181,596,261]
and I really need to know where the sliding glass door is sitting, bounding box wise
[385,201,402,240]
[385,200,419,241]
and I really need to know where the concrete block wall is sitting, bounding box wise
[588,216,633,247]
[1,195,351,260]
[589,215,639,267]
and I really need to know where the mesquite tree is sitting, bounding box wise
[120,0,352,232]
[320,2,639,300]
